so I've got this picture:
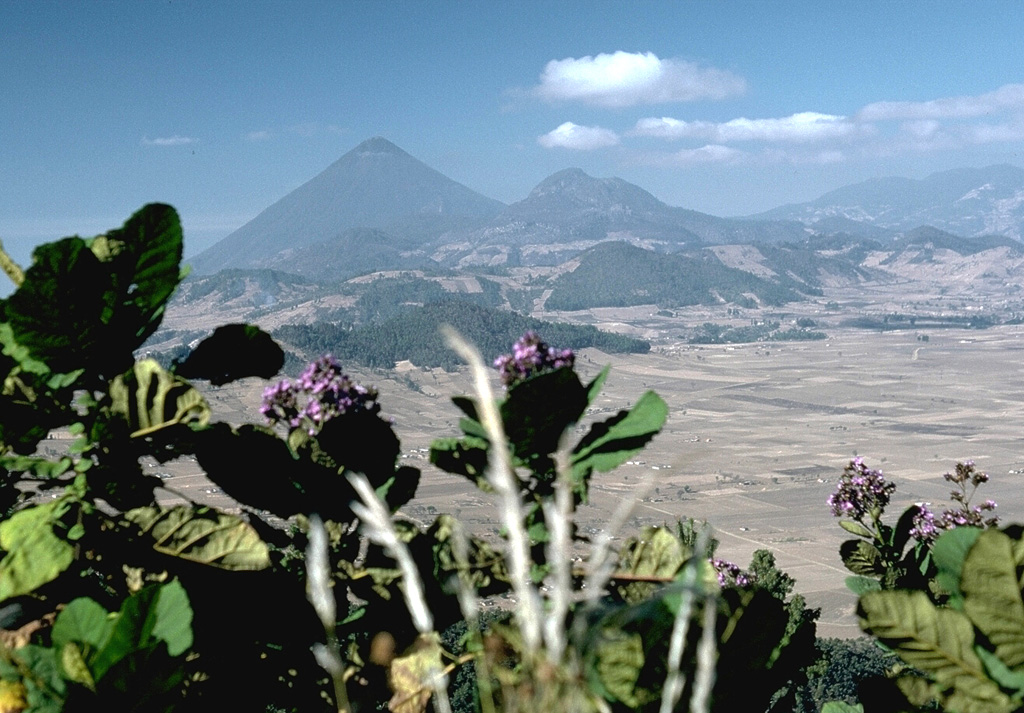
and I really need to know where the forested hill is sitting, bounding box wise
[274,300,649,371]
[545,241,816,311]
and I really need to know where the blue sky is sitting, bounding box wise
[4,1,1024,262]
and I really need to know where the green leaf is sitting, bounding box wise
[976,645,1024,695]
[124,505,271,570]
[149,580,193,656]
[839,539,884,576]
[0,205,183,379]
[0,454,72,478]
[0,237,112,375]
[429,436,489,485]
[615,527,685,578]
[960,529,1024,669]
[59,643,96,691]
[845,575,881,595]
[52,597,114,652]
[376,466,421,513]
[932,526,983,608]
[502,367,590,466]
[821,702,863,713]
[0,499,76,600]
[613,526,686,603]
[107,358,210,436]
[838,519,873,538]
[571,390,667,496]
[591,627,646,707]
[98,203,184,348]
[9,644,66,713]
[858,589,1015,713]
[173,323,284,385]
[584,365,610,406]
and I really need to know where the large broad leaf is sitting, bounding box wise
[107,359,210,437]
[428,436,489,486]
[1,237,114,375]
[124,505,271,571]
[0,205,183,379]
[591,627,646,708]
[194,423,322,518]
[501,367,590,465]
[88,582,193,682]
[932,526,983,608]
[571,391,667,497]
[612,527,686,603]
[0,499,76,600]
[960,529,1024,669]
[859,589,1015,713]
[839,539,884,576]
[51,597,114,652]
[94,203,183,348]
[173,323,284,385]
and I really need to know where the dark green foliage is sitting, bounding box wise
[688,321,828,344]
[173,323,284,385]
[545,242,807,311]
[791,638,900,713]
[275,300,649,370]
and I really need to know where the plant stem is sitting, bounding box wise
[0,241,24,287]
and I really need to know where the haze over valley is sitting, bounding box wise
[133,137,1024,635]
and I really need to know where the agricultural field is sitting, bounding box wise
[145,286,1024,638]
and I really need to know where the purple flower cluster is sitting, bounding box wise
[260,355,380,434]
[493,331,575,388]
[711,557,753,588]
[909,461,998,542]
[827,458,896,521]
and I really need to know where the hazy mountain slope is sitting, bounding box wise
[255,228,434,281]
[451,168,809,267]
[190,137,504,274]
[757,164,1024,239]
[544,241,811,311]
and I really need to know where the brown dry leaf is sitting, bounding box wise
[387,634,443,713]
[0,611,56,650]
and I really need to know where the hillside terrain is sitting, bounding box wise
[146,142,1024,642]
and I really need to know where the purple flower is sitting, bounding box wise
[828,458,895,521]
[711,558,753,588]
[908,463,999,542]
[261,355,379,433]
[910,506,940,542]
[494,331,575,388]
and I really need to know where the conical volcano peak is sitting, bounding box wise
[351,136,408,157]
[188,137,504,274]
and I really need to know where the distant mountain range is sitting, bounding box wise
[755,164,1024,239]
[190,137,1024,279]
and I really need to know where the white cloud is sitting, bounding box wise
[534,51,746,107]
[633,112,857,143]
[667,144,744,164]
[858,82,1024,121]
[141,135,197,146]
[538,122,620,150]
[245,130,272,142]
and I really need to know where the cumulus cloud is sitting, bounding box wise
[538,122,620,150]
[633,112,858,143]
[534,51,746,107]
[858,82,1024,121]
[141,135,197,146]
